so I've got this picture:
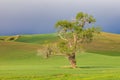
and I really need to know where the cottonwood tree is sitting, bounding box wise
[55,12,100,68]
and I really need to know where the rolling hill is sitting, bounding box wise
[0,32,120,60]
[0,32,120,80]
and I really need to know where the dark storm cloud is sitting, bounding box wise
[0,0,120,35]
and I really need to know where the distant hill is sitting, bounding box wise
[0,32,120,60]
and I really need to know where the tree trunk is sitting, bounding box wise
[67,53,76,68]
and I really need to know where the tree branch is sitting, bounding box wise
[58,33,68,41]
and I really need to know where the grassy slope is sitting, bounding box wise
[85,32,120,56]
[16,32,120,56]
[16,33,59,44]
[0,32,120,80]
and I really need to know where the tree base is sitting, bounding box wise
[67,53,77,69]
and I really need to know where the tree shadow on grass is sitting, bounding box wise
[61,66,115,69]
[89,51,120,56]
[78,66,115,69]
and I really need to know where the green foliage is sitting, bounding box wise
[57,41,72,54]
[76,12,96,25]
[55,12,100,55]
[55,20,73,30]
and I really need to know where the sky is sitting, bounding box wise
[0,0,120,35]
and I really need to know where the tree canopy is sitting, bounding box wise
[54,12,100,68]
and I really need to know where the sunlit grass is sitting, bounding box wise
[0,32,120,80]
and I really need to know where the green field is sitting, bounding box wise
[0,32,120,80]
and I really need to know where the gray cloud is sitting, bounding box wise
[0,0,120,35]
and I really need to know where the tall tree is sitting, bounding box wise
[55,12,100,68]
